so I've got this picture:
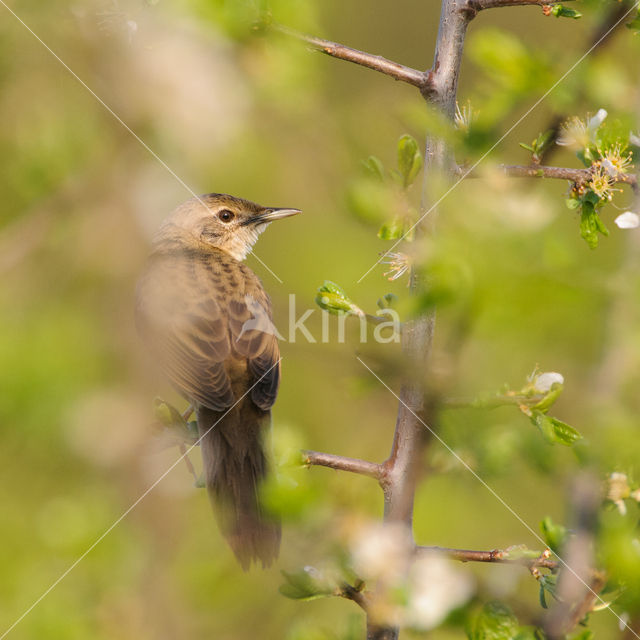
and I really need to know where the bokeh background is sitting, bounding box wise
[1,0,639,638]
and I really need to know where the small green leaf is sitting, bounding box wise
[468,601,519,640]
[551,4,582,19]
[378,217,405,240]
[540,516,568,553]
[522,129,555,162]
[530,386,563,413]
[565,197,581,210]
[315,281,363,316]
[539,583,548,609]
[397,134,423,189]
[153,397,186,428]
[279,567,335,601]
[531,411,582,446]
[362,155,385,181]
[538,574,559,609]
[580,201,608,249]
[548,416,582,445]
[533,129,555,154]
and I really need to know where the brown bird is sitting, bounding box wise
[136,193,300,569]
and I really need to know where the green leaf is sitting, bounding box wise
[580,201,608,249]
[468,601,519,640]
[540,516,568,553]
[550,4,582,19]
[538,574,559,609]
[565,197,581,210]
[378,217,405,240]
[531,411,582,446]
[547,416,582,445]
[279,567,336,601]
[539,583,548,610]
[397,134,423,189]
[362,155,385,182]
[521,129,556,162]
[153,397,186,428]
[315,281,363,316]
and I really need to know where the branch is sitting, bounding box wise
[338,583,371,612]
[272,24,431,90]
[368,4,472,638]
[416,545,559,570]
[563,572,607,634]
[471,0,570,10]
[458,163,639,191]
[303,450,383,480]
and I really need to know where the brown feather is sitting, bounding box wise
[135,193,297,568]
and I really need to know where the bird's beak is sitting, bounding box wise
[245,208,302,226]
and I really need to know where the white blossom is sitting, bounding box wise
[406,553,474,630]
[350,523,412,584]
[615,212,640,230]
[587,109,608,135]
[557,109,607,148]
[532,371,564,393]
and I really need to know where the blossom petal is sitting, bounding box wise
[615,212,640,229]
[533,371,564,393]
[587,109,607,135]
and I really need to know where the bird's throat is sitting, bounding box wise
[223,224,268,261]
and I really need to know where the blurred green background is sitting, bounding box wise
[1,0,639,638]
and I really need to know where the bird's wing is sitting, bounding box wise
[136,256,235,412]
[227,280,281,411]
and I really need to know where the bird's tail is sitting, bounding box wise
[197,405,281,570]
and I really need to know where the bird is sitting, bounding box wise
[136,193,300,569]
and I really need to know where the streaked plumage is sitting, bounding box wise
[136,193,300,569]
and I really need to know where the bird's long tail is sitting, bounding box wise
[197,405,281,570]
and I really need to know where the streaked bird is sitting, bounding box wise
[136,193,300,569]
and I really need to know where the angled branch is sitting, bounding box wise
[458,163,639,191]
[273,24,431,90]
[471,0,570,10]
[416,545,559,570]
[303,450,383,480]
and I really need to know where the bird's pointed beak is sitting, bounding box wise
[246,207,302,226]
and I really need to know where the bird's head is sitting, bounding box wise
[155,193,301,261]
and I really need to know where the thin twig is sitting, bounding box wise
[338,583,370,612]
[564,571,608,634]
[471,0,571,10]
[272,23,431,90]
[416,545,559,570]
[457,163,639,191]
[303,450,383,480]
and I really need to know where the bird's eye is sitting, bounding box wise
[217,209,235,223]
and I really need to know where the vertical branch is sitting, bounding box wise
[381,0,469,534]
[370,2,471,639]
